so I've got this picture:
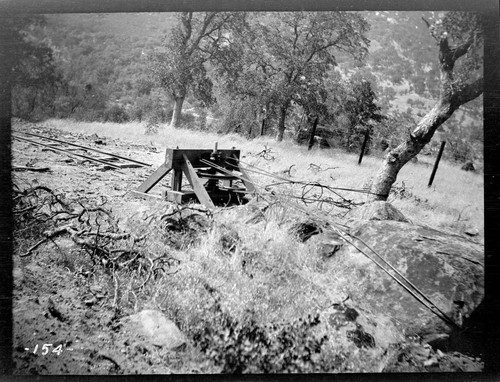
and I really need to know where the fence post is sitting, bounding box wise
[358,130,370,165]
[308,116,319,151]
[428,141,446,187]
[260,119,265,136]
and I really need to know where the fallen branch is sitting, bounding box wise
[13,166,51,172]
[20,223,77,257]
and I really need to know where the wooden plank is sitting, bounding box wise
[131,190,163,200]
[164,190,196,204]
[232,155,256,194]
[136,163,172,193]
[165,148,240,169]
[182,155,216,209]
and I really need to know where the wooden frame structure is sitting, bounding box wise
[132,146,255,209]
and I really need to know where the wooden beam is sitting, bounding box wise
[232,155,256,194]
[164,190,196,204]
[136,163,172,193]
[130,190,163,200]
[182,155,216,209]
[166,148,240,169]
[171,168,183,191]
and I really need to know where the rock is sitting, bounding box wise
[461,161,475,172]
[47,297,66,322]
[424,357,439,367]
[308,232,344,257]
[464,228,479,237]
[121,310,187,350]
[332,220,483,345]
[315,302,404,356]
[346,201,409,223]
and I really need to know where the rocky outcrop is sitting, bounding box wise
[330,220,483,351]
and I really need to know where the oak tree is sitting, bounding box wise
[370,12,483,200]
[213,12,370,141]
[149,12,243,128]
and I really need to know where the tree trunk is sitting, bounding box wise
[369,27,483,201]
[170,96,185,128]
[275,103,288,142]
[370,99,456,200]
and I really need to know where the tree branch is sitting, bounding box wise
[451,34,474,62]
[452,77,483,107]
[186,12,218,57]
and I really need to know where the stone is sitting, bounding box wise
[424,357,439,367]
[308,232,344,257]
[346,201,409,223]
[331,220,483,346]
[464,228,479,237]
[121,310,187,350]
[461,161,475,172]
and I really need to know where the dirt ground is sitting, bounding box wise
[12,122,208,374]
[11,121,484,374]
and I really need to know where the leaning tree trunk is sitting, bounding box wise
[370,99,456,200]
[170,96,185,128]
[369,32,483,201]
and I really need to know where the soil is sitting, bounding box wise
[10,121,484,374]
[12,122,206,374]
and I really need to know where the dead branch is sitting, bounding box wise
[12,166,51,172]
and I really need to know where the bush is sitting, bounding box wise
[104,104,130,123]
[194,308,332,373]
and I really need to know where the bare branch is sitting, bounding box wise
[451,34,474,62]
[452,78,483,107]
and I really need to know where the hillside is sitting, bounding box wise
[12,119,484,374]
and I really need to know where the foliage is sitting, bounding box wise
[9,11,482,159]
[194,307,332,373]
[213,11,370,141]
[6,16,61,121]
[149,12,245,126]
[103,104,130,123]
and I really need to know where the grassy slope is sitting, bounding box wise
[45,118,484,237]
[17,118,484,372]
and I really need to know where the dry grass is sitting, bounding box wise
[42,118,484,238]
[16,118,485,372]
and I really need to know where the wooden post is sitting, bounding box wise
[307,117,319,151]
[171,169,183,191]
[260,119,266,136]
[358,130,370,165]
[428,141,446,187]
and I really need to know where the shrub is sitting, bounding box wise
[104,104,130,123]
[194,310,332,373]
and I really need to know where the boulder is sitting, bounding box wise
[121,310,187,350]
[331,220,483,349]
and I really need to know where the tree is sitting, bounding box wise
[369,12,483,201]
[213,12,370,141]
[341,78,384,151]
[149,12,243,128]
[5,16,60,120]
